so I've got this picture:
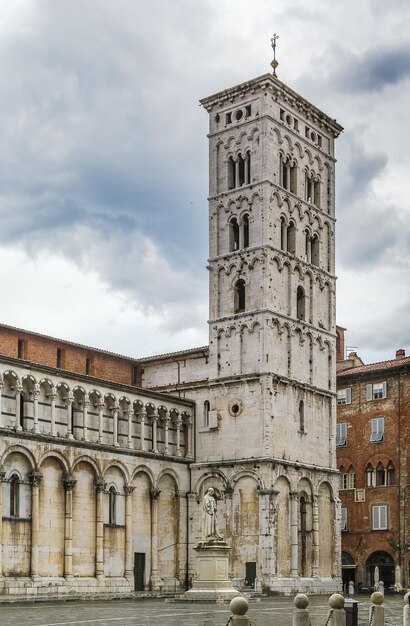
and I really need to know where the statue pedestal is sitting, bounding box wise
[185,539,240,601]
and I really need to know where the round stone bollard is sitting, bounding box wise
[369,591,384,626]
[404,591,410,626]
[327,593,345,626]
[229,596,250,625]
[293,593,310,626]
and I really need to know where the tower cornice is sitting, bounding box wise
[200,73,343,137]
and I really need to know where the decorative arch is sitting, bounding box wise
[38,450,70,475]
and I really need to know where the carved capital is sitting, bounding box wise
[223,483,234,497]
[150,487,161,501]
[0,470,6,483]
[95,479,107,493]
[33,384,40,399]
[258,488,279,498]
[30,471,42,487]
[63,478,77,492]
[124,484,135,496]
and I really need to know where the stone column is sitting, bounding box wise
[244,154,250,185]
[332,496,342,578]
[164,413,170,455]
[95,479,106,579]
[290,492,299,577]
[15,383,23,431]
[82,399,89,441]
[112,402,119,447]
[0,470,6,577]
[65,394,74,439]
[150,487,160,589]
[139,411,147,451]
[124,485,135,581]
[49,391,57,436]
[32,384,40,433]
[175,415,182,457]
[30,471,43,579]
[63,478,77,578]
[98,401,104,443]
[185,418,193,458]
[235,159,240,188]
[258,488,278,580]
[312,494,320,577]
[127,407,134,449]
[151,412,158,453]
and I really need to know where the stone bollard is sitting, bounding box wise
[404,591,410,626]
[228,596,250,626]
[348,581,355,596]
[326,594,345,626]
[293,593,310,626]
[369,591,384,626]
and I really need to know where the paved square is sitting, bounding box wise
[0,595,405,626]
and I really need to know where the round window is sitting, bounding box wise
[235,109,243,121]
[228,400,243,417]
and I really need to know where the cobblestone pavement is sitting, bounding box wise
[0,595,405,626]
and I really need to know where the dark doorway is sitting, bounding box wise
[134,553,145,591]
[245,561,256,587]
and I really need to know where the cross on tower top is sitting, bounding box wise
[270,33,279,77]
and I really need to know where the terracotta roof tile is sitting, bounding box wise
[338,356,410,378]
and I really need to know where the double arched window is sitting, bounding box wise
[280,217,296,254]
[227,151,251,190]
[366,461,395,487]
[229,214,250,252]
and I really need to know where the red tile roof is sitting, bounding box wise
[338,356,410,378]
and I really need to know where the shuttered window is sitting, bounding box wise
[366,381,387,401]
[372,504,388,530]
[370,417,384,442]
[336,422,348,446]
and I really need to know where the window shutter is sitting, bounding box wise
[372,506,378,529]
[346,387,352,404]
[341,507,348,531]
[380,506,387,529]
[382,381,387,398]
[366,384,373,401]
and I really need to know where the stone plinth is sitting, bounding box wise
[185,539,240,601]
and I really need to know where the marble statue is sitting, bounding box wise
[202,487,219,539]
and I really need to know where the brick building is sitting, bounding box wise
[336,332,410,591]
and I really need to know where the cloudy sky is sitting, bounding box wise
[0,0,409,364]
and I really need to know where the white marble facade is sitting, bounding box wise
[0,70,343,597]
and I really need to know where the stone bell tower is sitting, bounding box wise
[200,71,343,466]
[195,65,344,593]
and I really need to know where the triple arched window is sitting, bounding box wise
[366,461,395,487]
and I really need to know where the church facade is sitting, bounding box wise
[0,69,343,597]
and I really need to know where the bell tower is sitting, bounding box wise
[200,69,343,465]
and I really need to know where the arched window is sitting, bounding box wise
[366,463,375,487]
[386,462,395,485]
[228,157,236,190]
[296,286,306,321]
[19,393,25,429]
[376,462,385,486]
[311,234,320,266]
[10,474,20,517]
[234,280,246,314]
[203,401,210,427]
[238,154,245,187]
[287,222,296,254]
[281,156,297,194]
[280,217,287,251]
[246,150,251,184]
[108,486,116,525]
[242,214,249,248]
[229,218,240,251]
[299,400,305,433]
